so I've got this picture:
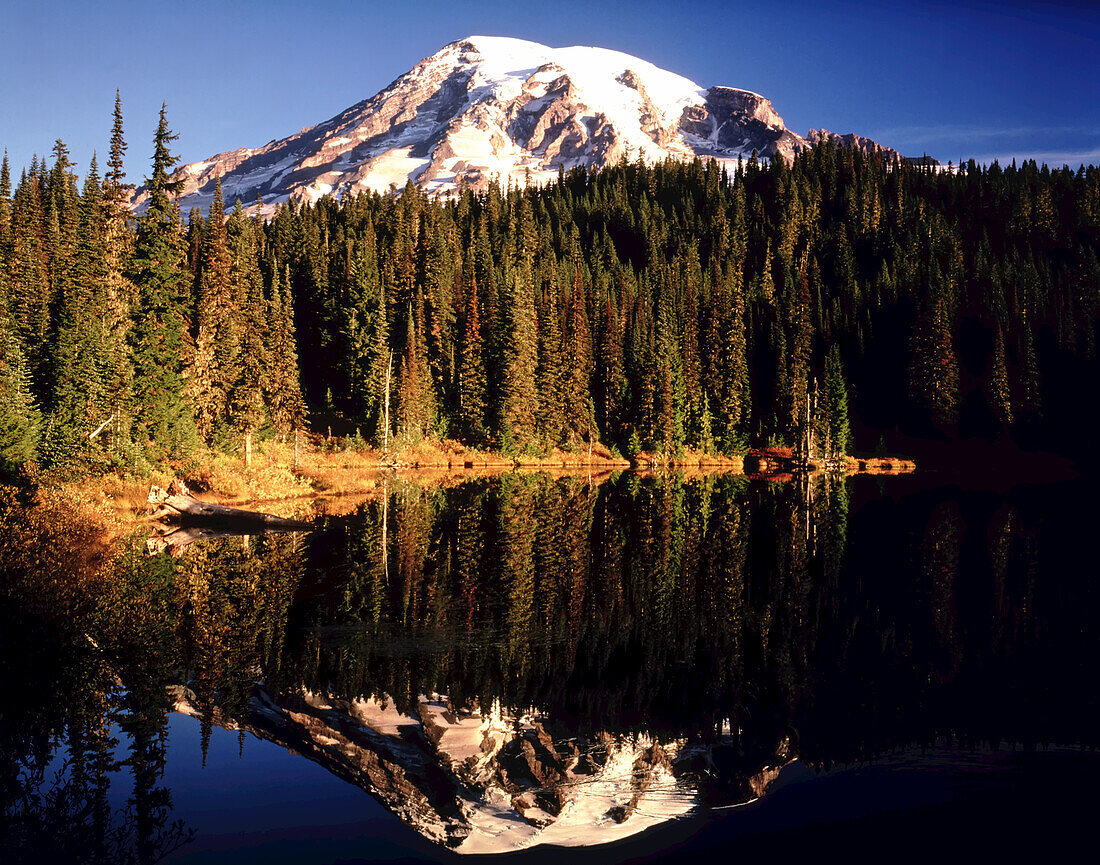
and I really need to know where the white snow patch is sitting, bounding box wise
[350,696,419,735]
[350,147,430,193]
[457,735,697,855]
[454,35,706,161]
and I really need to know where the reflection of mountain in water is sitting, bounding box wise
[173,685,720,851]
[2,473,1098,859]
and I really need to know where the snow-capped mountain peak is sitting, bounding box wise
[152,36,900,213]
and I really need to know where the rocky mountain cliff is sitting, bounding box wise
[150,36,905,212]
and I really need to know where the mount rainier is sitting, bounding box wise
[154,36,904,212]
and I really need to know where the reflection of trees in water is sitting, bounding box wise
[273,474,1096,760]
[2,475,1099,854]
[0,509,196,865]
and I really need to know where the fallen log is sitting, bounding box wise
[148,480,311,531]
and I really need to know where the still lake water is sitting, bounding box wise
[2,471,1097,863]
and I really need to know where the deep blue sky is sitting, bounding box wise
[3,0,1097,180]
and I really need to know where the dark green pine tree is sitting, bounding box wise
[653,270,686,454]
[101,90,136,448]
[456,260,488,441]
[229,259,270,465]
[785,265,813,445]
[821,344,852,459]
[343,221,389,439]
[418,213,455,414]
[265,264,307,438]
[908,261,960,432]
[626,284,656,450]
[595,291,627,445]
[0,151,11,252]
[188,176,237,441]
[45,140,81,307]
[129,104,197,454]
[536,273,566,444]
[395,300,433,440]
[563,264,595,445]
[42,154,111,467]
[1017,312,1041,420]
[679,248,704,445]
[0,282,41,471]
[498,267,540,451]
[719,259,750,450]
[9,161,53,400]
[989,324,1013,429]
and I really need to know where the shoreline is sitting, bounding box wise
[55,438,916,525]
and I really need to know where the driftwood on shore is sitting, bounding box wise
[148,480,312,531]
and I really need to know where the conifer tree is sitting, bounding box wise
[653,267,685,454]
[8,163,51,397]
[1018,313,1041,419]
[679,247,703,442]
[0,285,40,471]
[536,273,565,444]
[908,263,959,431]
[129,104,196,453]
[188,176,236,440]
[989,325,1013,428]
[418,214,455,412]
[821,344,851,458]
[626,285,656,448]
[499,268,540,450]
[100,90,136,448]
[563,264,595,445]
[0,151,11,251]
[395,301,433,440]
[229,251,269,465]
[266,264,307,437]
[456,261,488,441]
[343,221,389,437]
[44,154,110,466]
[595,291,627,445]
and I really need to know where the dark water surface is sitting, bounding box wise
[1,471,1097,863]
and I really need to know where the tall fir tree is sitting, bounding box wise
[100,90,136,448]
[820,344,852,459]
[456,260,488,441]
[43,154,110,466]
[343,221,390,438]
[9,162,52,398]
[229,248,269,464]
[535,272,565,444]
[187,176,237,440]
[265,264,307,437]
[498,267,540,450]
[0,280,40,471]
[129,104,196,453]
[0,151,11,252]
[563,264,595,444]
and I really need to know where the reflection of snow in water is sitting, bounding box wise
[420,694,701,854]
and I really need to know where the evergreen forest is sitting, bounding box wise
[2,98,1099,474]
